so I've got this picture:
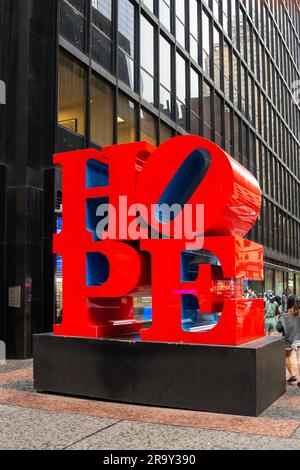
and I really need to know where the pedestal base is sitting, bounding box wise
[33,334,285,416]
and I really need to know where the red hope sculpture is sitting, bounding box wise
[54,136,264,345]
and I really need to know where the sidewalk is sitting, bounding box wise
[0,359,300,450]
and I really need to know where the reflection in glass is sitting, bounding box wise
[160,0,171,31]
[68,0,85,13]
[202,12,211,76]
[118,93,137,143]
[160,123,173,143]
[141,16,154,104]
[223,41,231,99]
[213,0,220,20]
[215,94,222,147]
[160,36,172,117]
[234,114,240,162]
[189,0,198,62]
[118,0,135,89]
[140,109,157,146]
[58,52,85,136]
[92,0,113,71]
[142,0,153,12]
[222,0,229,35]
[213,27,221,89]
[233,53,239,107]
[176,54,186,129]
[160,87,172,117]
[176,0,186,47]
[60,0,85,51]
[190,68,200,135]
[225,105,232,154]
[90,75,114,146]
[203,81,212,139]
[176,54,186,103]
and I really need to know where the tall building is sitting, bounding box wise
[0,0,300,357]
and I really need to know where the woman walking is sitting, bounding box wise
[276,295,300,386]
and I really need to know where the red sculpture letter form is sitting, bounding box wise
[54,136,264,345]
[53,143,154,338]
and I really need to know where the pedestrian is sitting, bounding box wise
[249,289,257,299]
[274,294,282,307]
[244,289,256,299]
[264,294,280,336]
[276,295,300,386]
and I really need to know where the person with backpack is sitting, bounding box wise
[264,294,281,336]
[276,295,300,386]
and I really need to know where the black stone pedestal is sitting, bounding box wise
[33,334,285,416]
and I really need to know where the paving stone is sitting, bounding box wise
[0,405,119,450]
[1,359,300,450]
[67,421,300,450]
[0,360,33,373]
[261,406,300,421]
[2,380,35,393]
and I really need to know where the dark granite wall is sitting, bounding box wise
[0,0,58,358]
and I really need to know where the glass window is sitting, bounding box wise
[190,68,200,135]
[233,53,239,107]
[213,27,221,89]
[189,0,199,62]
[160,122,174,143]
[60,0,86,52]
[160,0,171,31]
[215,94,223,147]
[239,8,245,59]
[176,0,186,47]
[223,40,231,99]
[231,0,237,47]
[265,269,274,292]
[176,53,187,129]
[58,52,86,137]
[140,109,157,145]
[222,0,229,35]
[225,105,232,154]
[92,0,113,72]
[202,12,211,76]
[117,93,137,143]
[118,0,135,89]
[241,65,246,114]
[142,0,153,12]
[202,81,212,139]
[141,16,155,105]
[160,35,172,117]
[234,114,240,161]
[213,0,220,21]
[90,75,114,146]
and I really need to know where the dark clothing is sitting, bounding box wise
[276,313,300,347]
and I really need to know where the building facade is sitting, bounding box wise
[0,0,300,357]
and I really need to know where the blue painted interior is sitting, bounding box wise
[155,148,211,223]
[143,307,152,321]
[181,249,220,282]
[181,249,220,332]
[86,252,110,287]
[182,294,218,332]
[86,159,109,188]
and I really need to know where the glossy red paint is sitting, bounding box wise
[136,136,262,238]
[140,237,264,345]
[53,136,264,345]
